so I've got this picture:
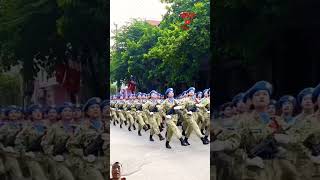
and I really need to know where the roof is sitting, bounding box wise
[146,20,161,26]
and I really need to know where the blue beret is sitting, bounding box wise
[165,88,173,95]
[83,97,101,111]
[187,87,195,93]
[100,100,108,108]
[278,95,296,108]
[197,91,203,95]
[46,105,57,113]
[203,89,209,94]
[247,81,273,99]
[297,88,314,105]
[312,83,320,103]
[28,104,42,114]
[5,105,22,116]
[74,104,82,110]
[232,93,244,105]
[149,90,157,95]
[136,92,141,96]
[58,102,74,113]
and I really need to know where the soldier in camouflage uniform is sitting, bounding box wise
[161,88,187,149]
[67,97,106,180]
[143,90,165,142]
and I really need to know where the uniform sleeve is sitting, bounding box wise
[14,126,29,151]
[66,127,84,157]
[41,126,55,155]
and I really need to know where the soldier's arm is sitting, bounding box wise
[14,126,29,151]
[66,127,84,157]
[41,126,56,155]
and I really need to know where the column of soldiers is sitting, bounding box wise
[110,87,211,149]
[211,81,320,180]
[0,97,109,180]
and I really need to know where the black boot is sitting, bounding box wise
[147,124,151,129]
[201,129,205,135]
[124,121,127,126]
[166,141,171,149]
[158,134,165,141]
[165,131,167,137]
[113,121,116,126]
[182,130,186,136]
[143,125,148,131]
[138,130,142,136]
[161,123,165,129]
[180,138,187,146]
[201,137,209,145]
[159,126,163,132]
[116,120,119,124]
[120,124,122,128]
[149,135,154,141]
[128,126,131,131]
[184,137,190,146]
[133,124,136,130]
[204,136,210,143]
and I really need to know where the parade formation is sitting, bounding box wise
[110,87,210,149]
[0,97,109,180]
[211,81,320,180]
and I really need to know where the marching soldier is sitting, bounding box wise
[143,90,165,142]
[67,97,106,180]
[161,88,187,149]
[41,102,76,180]
[133,93,149,136]
[15,104,48,180]
[181,87,209,145]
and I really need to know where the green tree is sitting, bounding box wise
[0,73,22,105]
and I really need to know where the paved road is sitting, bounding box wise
[110,124,210,180]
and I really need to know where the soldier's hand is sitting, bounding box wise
[310,155,320,164]
[246,157,264,168]
[210,140,227,152]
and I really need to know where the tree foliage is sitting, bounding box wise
[111,0,210,93]
[0,0,108,99]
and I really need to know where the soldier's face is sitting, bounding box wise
[48,110,58,120]
[237,101,246,113]
[73,110,82,119]
[32,110,43,120]
[282,102,293,114]
[197,94,202,98]
[168,91,174,98]
[204,92,208,97]
[61,107,73,120]
[267,105,276,116]
[188,91,194,96]
[252,90,270,108]
[224,107,233,117]
[87,104,101,118]
[8,112,17,120]
[302,94,314,110]
[112,163,121,178]
[151,93,157,99]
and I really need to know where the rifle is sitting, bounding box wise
[52,136,70,155]
[4,126,22,147]
[303,134,320,156]
[247,134,278,159]
[167,104,178,115]
[150,105,158,112]
[210,130,223,142]
[83,134,104,156]
[26,130,47,152]
[188,104,198,112]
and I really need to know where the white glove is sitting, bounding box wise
[166,115,172,119]
[174,106,182,110]
[187,111,193,115]
[149,112,154,115]
[310,155,320,165]
[101,133,109,141]
[210,140,228,152]
[274,134,291,144]
[246,157,264,168]
[207,110,210,114]
[25,152,35,158]
[53,155,64,162]
[84,154,96,163]
[196,104,204,108]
